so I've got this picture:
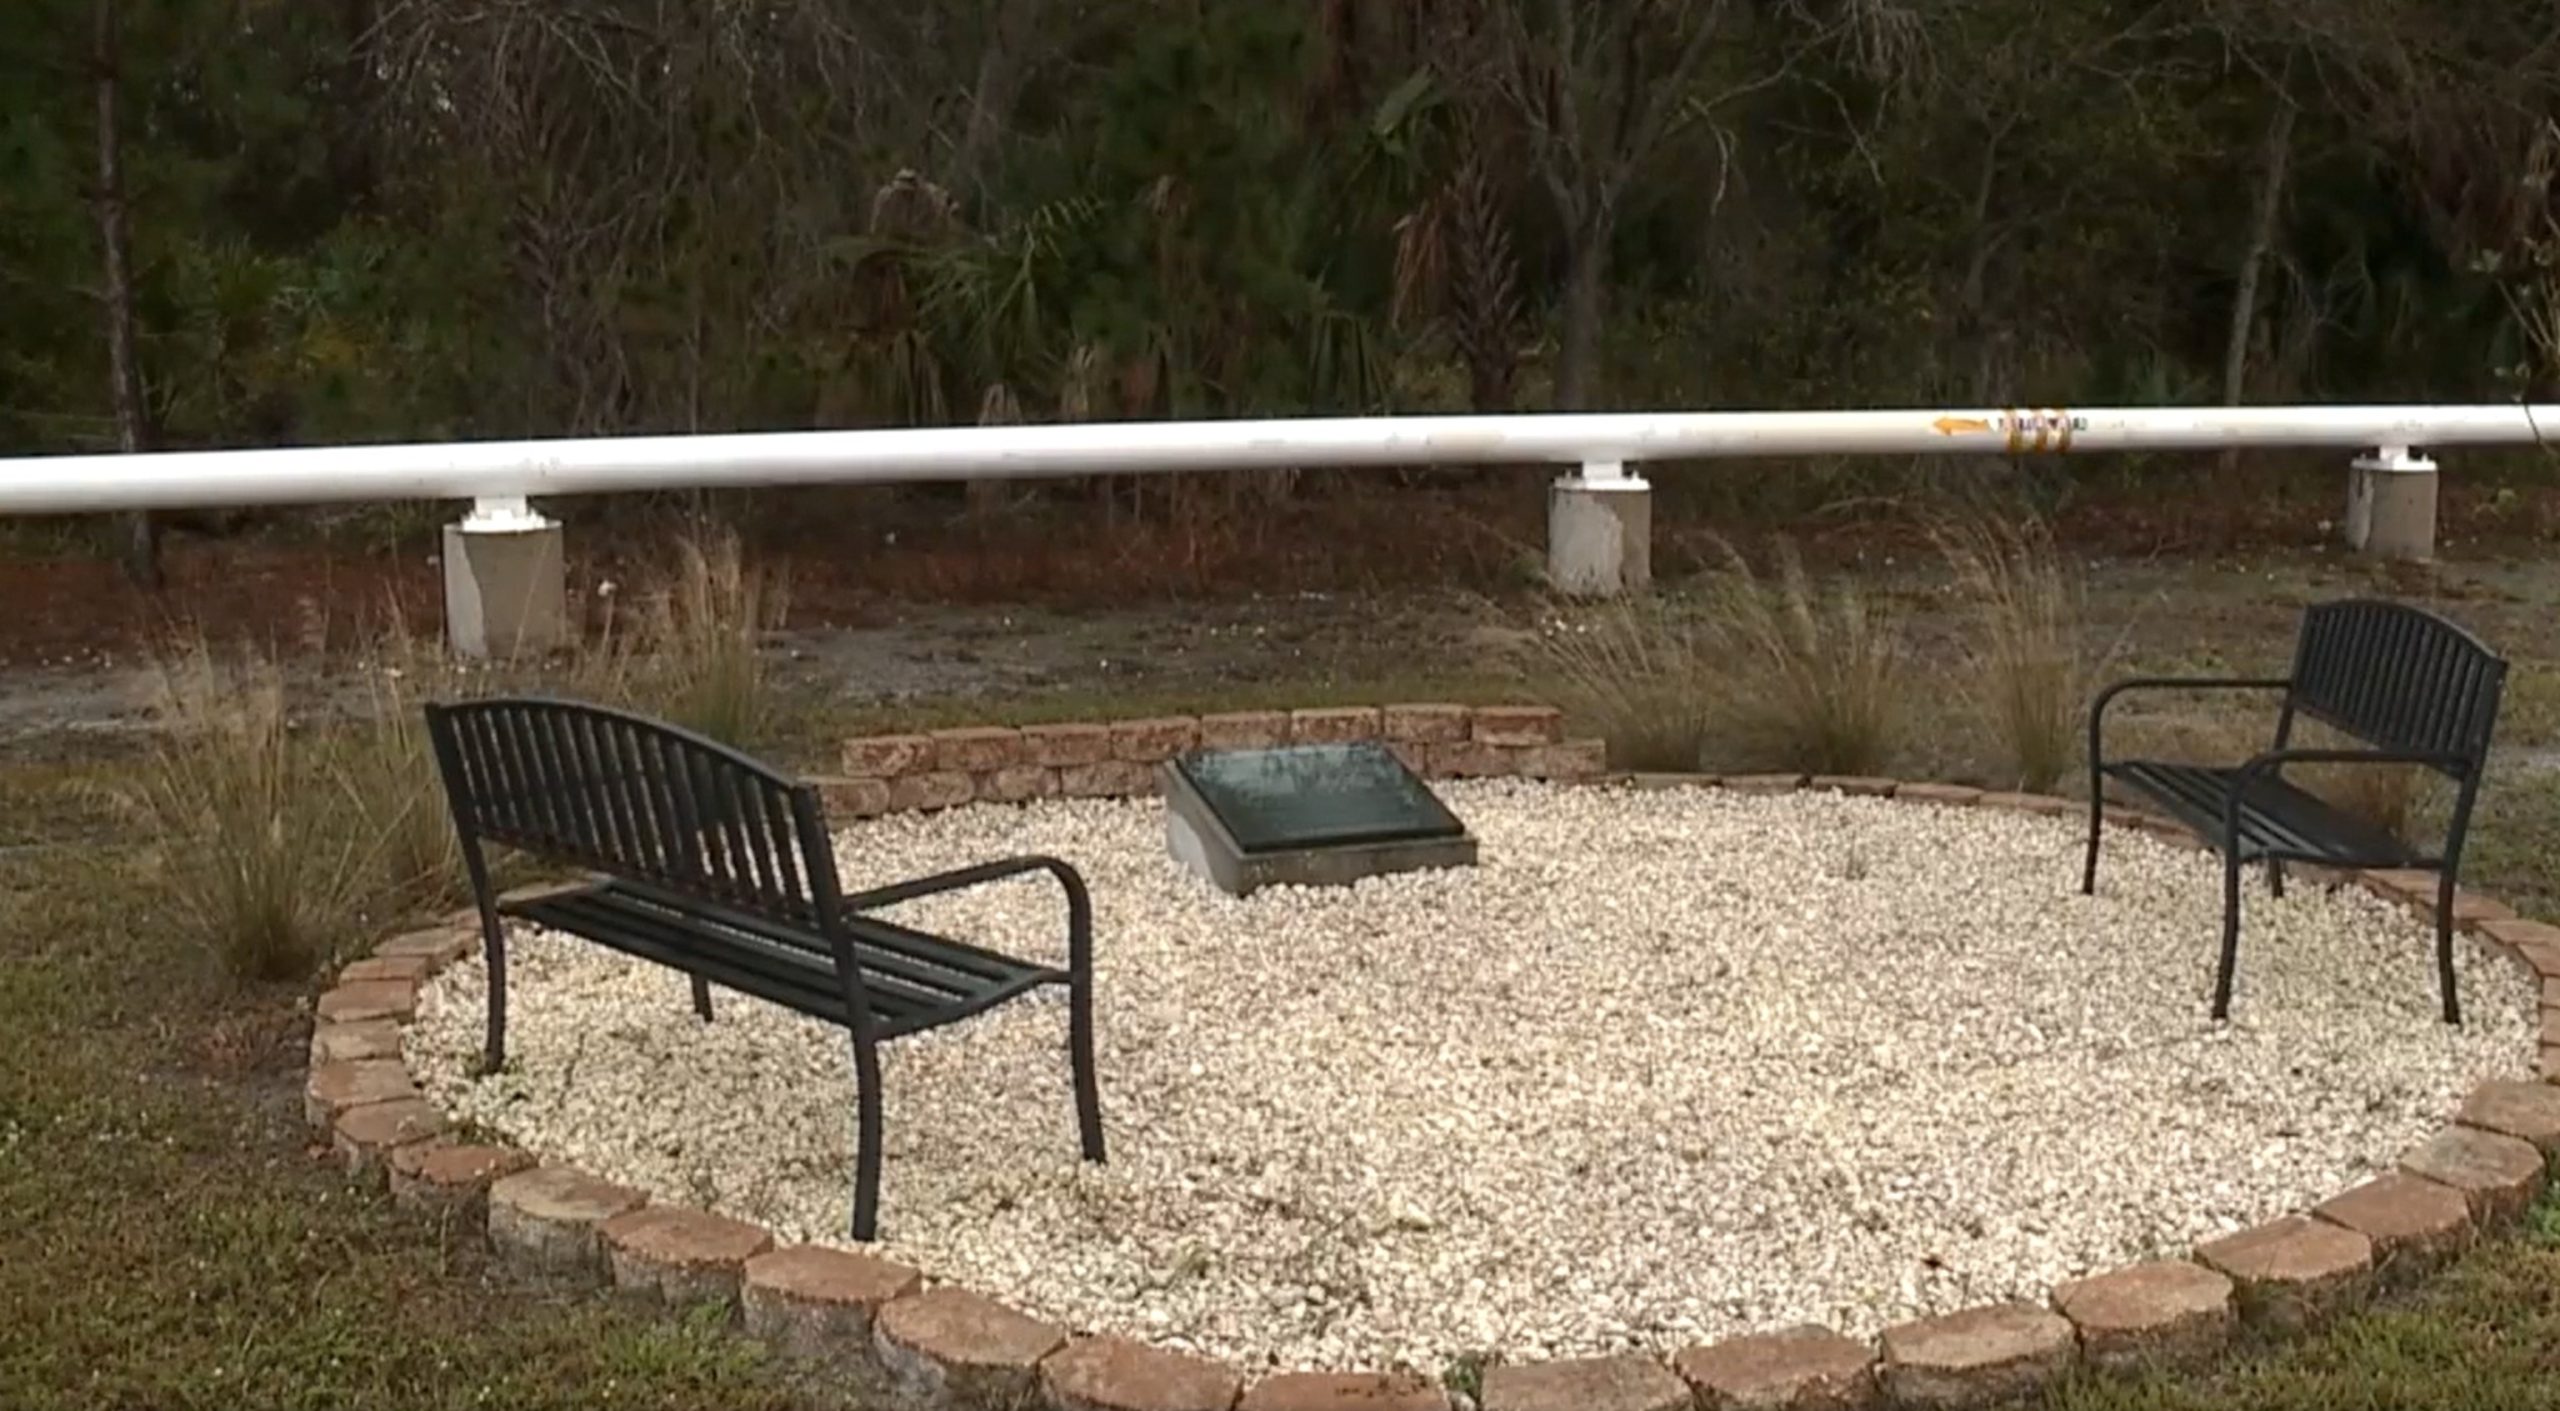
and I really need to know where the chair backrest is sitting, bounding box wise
[2286,600,2507,777]
[424,696,838,929]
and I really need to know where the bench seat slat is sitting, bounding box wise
[838,909,1047,984]
[599,874,1043,992]
[516,889,951,1018]
[506,881,1066,1040]
[511,890,866,1026]
[504,891,1064,1044]
[2103,760,2426,867]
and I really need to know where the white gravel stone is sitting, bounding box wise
[407,782,2531,1374]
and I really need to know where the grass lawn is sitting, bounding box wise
[6,553,2560,1409]
[0,773,862,1411]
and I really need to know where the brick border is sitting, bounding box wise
[303,742,2558,1411]
[822,703,1605,817]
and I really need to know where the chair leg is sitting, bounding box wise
[2435,874,2463,1026]
[2267,860,2286,899]
[2080,793,2105,896]
[2211,850,2244,1021]
[1070,975,1105,1164]
[847,1036,885,1242]
[690,974,713,1023]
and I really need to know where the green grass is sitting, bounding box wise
[2454,771,2560,921]
[0,771,857,1411]
[2028,1223,2560,1410]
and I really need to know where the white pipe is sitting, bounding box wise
[0,404,2550,516]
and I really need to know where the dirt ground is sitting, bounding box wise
[1,535,2553,762]
[1,466,2554,764]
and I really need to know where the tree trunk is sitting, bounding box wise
[92,0,158,590]
[1466,342,1518,416]
[1555,230,1610,411]
[2220,98,2296,470]
[1449,153,1520,416]
[329,0,380,210]
[1958,123,2007,402]
[951,0,1041,207]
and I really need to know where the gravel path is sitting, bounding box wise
[409,783,2532,1375]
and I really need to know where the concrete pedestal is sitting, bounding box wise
[2344,453,2437,561]
[1547,475,1652,596]
[442,521,568,660]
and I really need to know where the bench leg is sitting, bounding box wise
[480,908,510,1074]
[848,1037,886,1242]
[1071,977,1105,1164]
[2211,849,2244,1021]
[2268,860,2286,899]
[2435,873,2463,1026]
[2080,792,2104,895]
[690,975,713,1024]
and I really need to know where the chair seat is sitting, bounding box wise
[505,880,1064,1040]
[2103,760,2426,868]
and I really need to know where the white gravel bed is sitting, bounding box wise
[408,782,2532,1374]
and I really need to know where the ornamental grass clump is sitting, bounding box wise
[622,527,790,750]
[1526,594,1717,772]
[103,642,375,981]
[1700,540,1905,777]
[1934,516,2104,793]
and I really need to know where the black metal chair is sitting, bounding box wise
[423,696,1103,1241]
[2082,599,2506,1024]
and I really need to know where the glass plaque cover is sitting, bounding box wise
[1171,742,1467,855]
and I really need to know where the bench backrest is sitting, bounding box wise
[425,697,841,930]
[2287,600,2506,777]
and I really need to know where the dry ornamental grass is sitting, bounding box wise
[1934,518,2106,794]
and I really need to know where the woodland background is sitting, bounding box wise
[5,0,2560,571]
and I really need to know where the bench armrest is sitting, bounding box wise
[841,856,1084,911]
[842,855,1094,978]
[2088,676,2292,773]
[2091,675,2293,715]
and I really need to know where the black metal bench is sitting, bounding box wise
[423,696,1103,1241]
[2082,599,2506,1024]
